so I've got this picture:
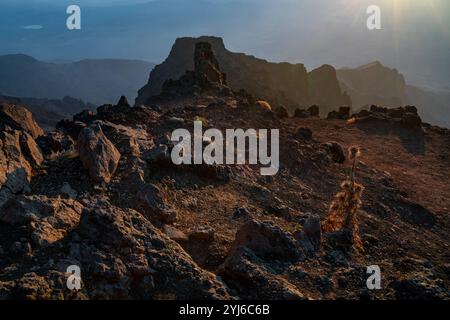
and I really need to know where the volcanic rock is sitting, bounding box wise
[0,103,44,139]
[77,124,121,184]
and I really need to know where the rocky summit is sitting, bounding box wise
[0,41,449,301]
[136,36,350,115]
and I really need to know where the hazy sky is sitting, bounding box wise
[0,0,449,88]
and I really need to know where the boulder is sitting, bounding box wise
[0,195,83,247]
[294,109,310,118]
[323,142,346,163]
[0,130,32,207]
[327,106,350,120]
[275,105,289,118]
[94,120,153,156]
[218,246,306,300]
[338,106,351,119]
[163,225,188,242]
[137,183,177,224]
[188,226,215,242]
[0,104,44,139]
[231,219,302,262]
[327,110,340,119]
[308,105,320,116]
[19,131,43,166]
[295,217,321,256]
[296,127,313,140]
[77,124,121,184]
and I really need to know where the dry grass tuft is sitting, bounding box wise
[322,146,364,252]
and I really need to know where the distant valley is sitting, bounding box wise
[0,54,155,105]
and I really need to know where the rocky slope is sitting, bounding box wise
[136,36,350,115]
[0,43,449,300]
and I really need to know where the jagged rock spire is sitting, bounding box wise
[194,42,226,85]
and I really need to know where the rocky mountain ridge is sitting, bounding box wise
[136,36,351,115]
[337,62,450,128]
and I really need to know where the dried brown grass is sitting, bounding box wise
[322,146,364,252]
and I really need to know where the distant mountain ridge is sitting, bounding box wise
[0,95,95,130]
[337,62,450,128]
[136,36,351,114]
[0,54,155,105]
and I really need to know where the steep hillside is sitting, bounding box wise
[0,54,155,105]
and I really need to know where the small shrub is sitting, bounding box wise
[322,146,364,252]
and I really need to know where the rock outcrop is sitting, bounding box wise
[0,103,44,138]
[0,106,44,207]
[136,36,350,113]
